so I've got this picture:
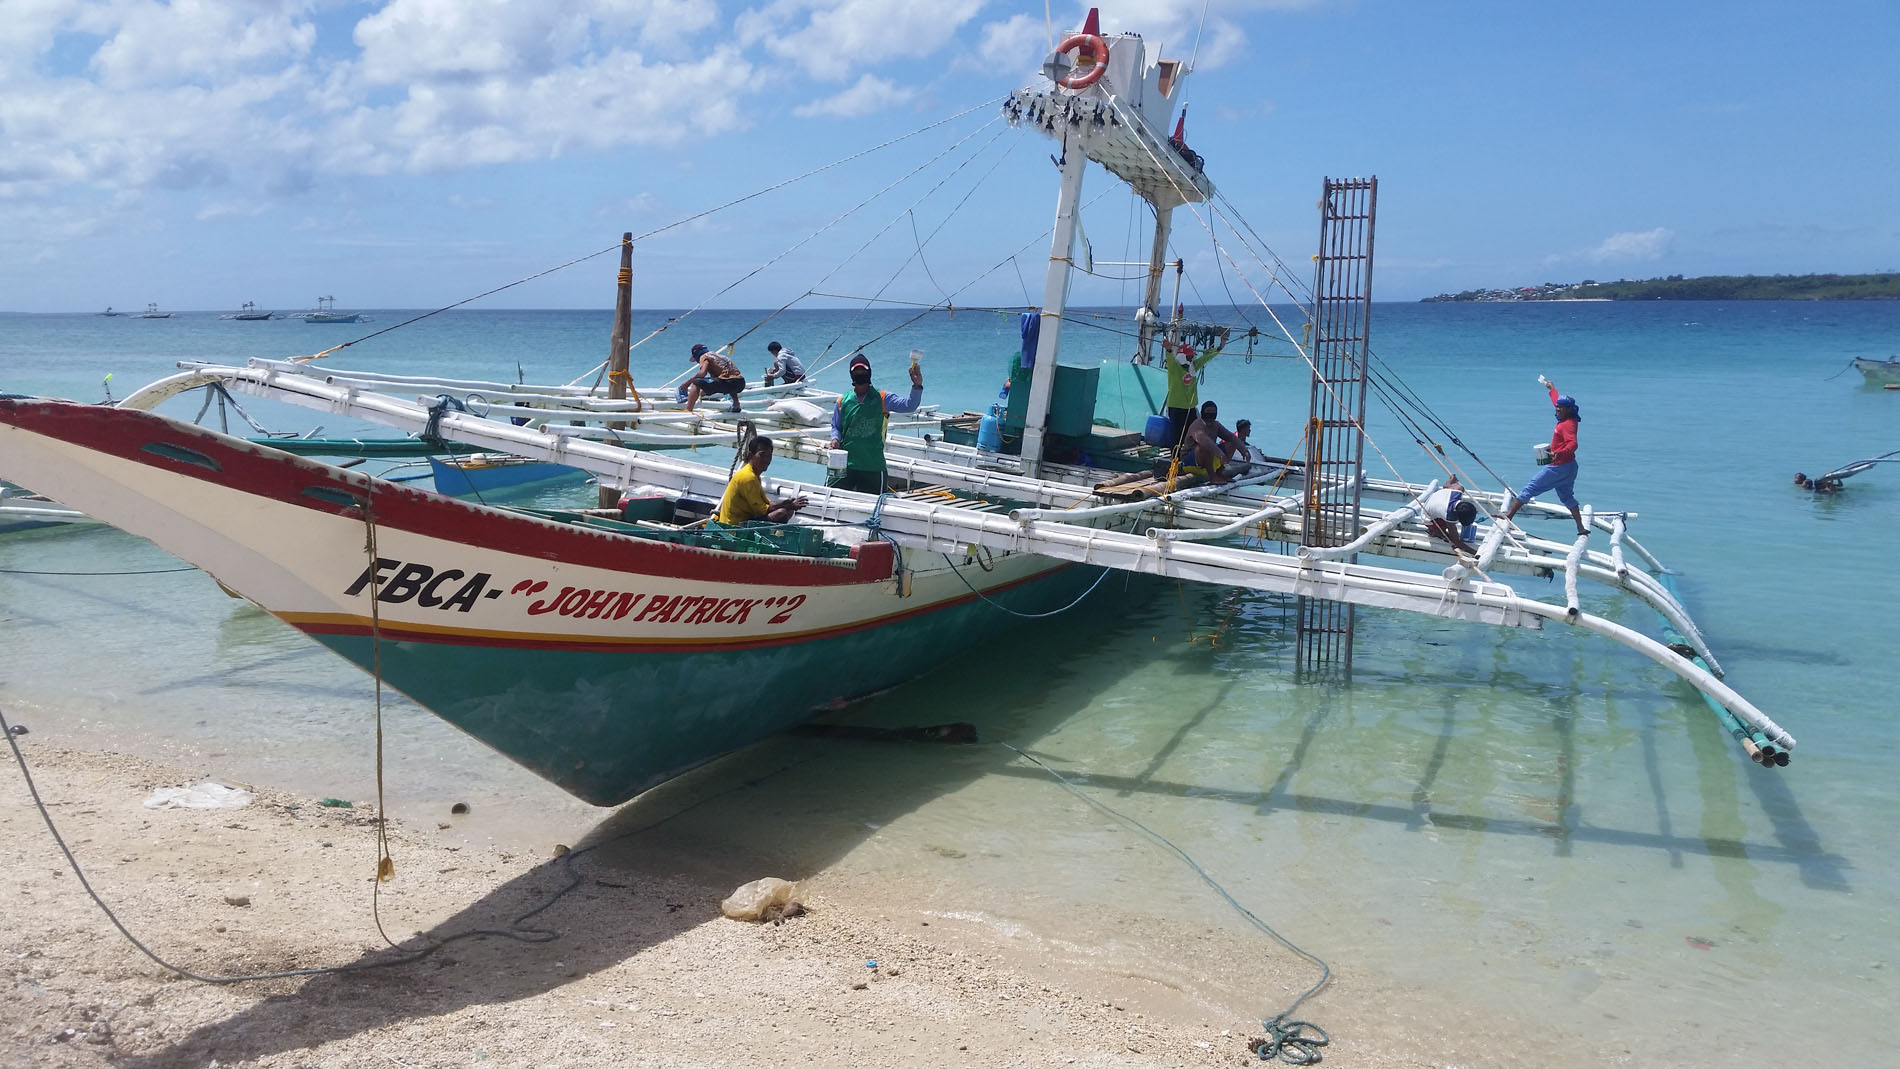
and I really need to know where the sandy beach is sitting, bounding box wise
[0,729,1579,1069]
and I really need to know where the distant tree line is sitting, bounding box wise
[1422,272,1900,302]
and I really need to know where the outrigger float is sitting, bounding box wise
[0,11,1795,805]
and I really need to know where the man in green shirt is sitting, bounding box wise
[827,353,924,494]
[1162,330,1228,451]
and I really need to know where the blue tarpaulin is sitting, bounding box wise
[1019,312,1041,368]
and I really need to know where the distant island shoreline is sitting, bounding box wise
[1423,272,1900,302]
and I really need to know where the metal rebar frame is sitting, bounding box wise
[1296,177,1378,679]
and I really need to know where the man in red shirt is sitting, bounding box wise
[1501,376,1588,537]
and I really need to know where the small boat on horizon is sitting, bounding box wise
[1852,355,1900,384]
[292,295,366,324]
[134,303,172,319]
[221,301,274,321]
[97,307,122,317]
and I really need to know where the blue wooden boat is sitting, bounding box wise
[428,454,586,495]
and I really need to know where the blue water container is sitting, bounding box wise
[976,406,1003,452]
[1142,413,1174,447]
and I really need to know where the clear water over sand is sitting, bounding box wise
[3,301,1896,1063]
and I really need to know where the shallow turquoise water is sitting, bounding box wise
[2,302,1896,1063]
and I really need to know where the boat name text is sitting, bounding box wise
[345,558,807,626]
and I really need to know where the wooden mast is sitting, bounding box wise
[600,231,634,507]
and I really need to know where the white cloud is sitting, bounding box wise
[793,74,913,118]
[972,14,1046,75]
[4,0,1326,263]
[353,0,719,83]
[0,1,755,205]
[194,199,266,222]
[90,0,316,89]
[1212,99,1276,122]
[752,0,985,81]
[1590,227,1674,263]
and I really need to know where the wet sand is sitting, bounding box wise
[1,734,1565,1068]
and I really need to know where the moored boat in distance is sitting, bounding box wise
[220,301,274,321]
[134,303,172,319]
[1852,355,1900,384]
[97,306,122,317]
[291,295,366,324]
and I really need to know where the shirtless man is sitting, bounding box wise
[1182,401,1242,484]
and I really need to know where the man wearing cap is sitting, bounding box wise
[1422,476,1481,553]
[684,343,747,413]
[1501,376,1588,537]
[762,341,806,386]
[827,352,924,494]
[1162,328,1229,454]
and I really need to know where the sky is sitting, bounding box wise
[1,0,1895,312]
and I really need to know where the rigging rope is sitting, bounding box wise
[303,98,1004,373]
[659,114,1010,358]
[804,185,1125,382]
[727,122,1021,358]
[1096,97,1482,530]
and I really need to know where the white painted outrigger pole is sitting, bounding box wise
[1020,145,1088,476]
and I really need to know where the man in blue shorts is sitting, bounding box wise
[1501,376,1588,537]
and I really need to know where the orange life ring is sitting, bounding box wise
[1055,32,1108,90]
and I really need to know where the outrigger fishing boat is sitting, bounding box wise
[0,10,1798,806]
[291,296,365,324]
[220,301,274,321]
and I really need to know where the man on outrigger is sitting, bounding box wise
[827,352,924,494]
[1501,375,1588,537]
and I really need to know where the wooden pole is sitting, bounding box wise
[600,232,633,507]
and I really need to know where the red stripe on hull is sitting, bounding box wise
[0,400,883,588]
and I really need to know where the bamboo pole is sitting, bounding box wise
[601,232,633,506]
[1655,573,1778,767]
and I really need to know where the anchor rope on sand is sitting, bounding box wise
[358,486,400,942]
[0,694,827,987]
[1001,742,1332,1063]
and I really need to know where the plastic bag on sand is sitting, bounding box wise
[143,781,255,810]
[720,877,798,922]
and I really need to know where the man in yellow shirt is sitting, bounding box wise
[717,436,808,524]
